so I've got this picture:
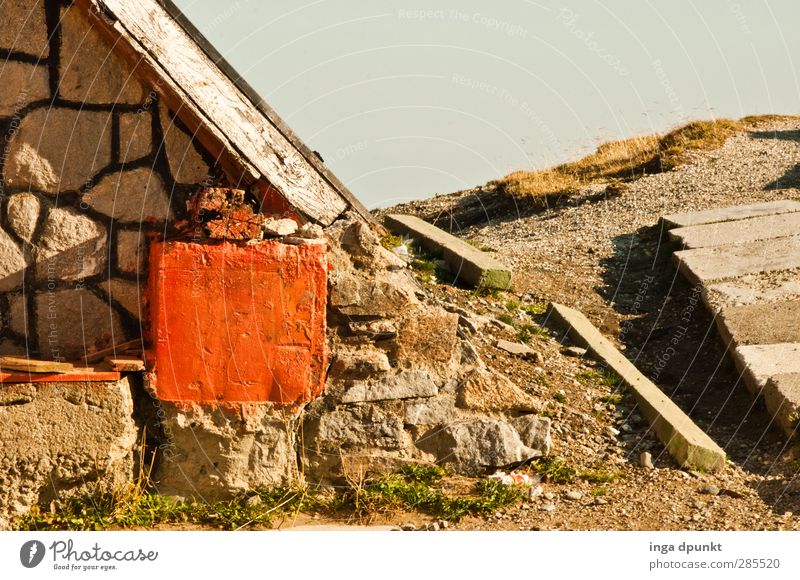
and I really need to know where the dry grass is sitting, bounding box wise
[493,116,794,202]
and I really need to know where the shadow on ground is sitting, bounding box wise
[594,223,800,515]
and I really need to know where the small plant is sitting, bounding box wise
[523,303,548,316]
[598,394,624,405]
[497,313,515,326]
[517,323,548,343]
[380,232,404,251]
[529,457,576,484]
[505,300,521,312]
[590,487,608,497]
[577,369,623,388]
[553,392,567,404]
[580,469,619,484]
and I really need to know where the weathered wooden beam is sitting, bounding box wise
[80,0,362,226]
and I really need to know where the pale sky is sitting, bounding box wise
[173,0,800,208]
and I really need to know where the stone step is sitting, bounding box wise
[703,272,800,313]
[548,302,726,472]
[763,373,800,437]
[674,235,800,284]
[716,300,800,349]
[669,212,800,249]
[661,199,800,229]
[384,214,512,289]
[732,343,800,394]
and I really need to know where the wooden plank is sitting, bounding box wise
[0,356,74,374]
[82,339,143,364]
[84,0,349,225]
[0,371,121,383]
[104,356,146,372]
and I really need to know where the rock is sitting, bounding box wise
[331,347,391,378]
[297,223,324,239]
[87,168,172,224]
[529,485,544,499]
[496,339,537,359]
[438,519,449,530]
[460,340,485,368]
[246,495,262,507]
[511,415,552,455]
[540,503,556,512]
[544,492,555,500]
[393,309,459,370]
[5,193,40,242]
[103,279,142,317]
[457,315,479,334]
[348,320,398,339]
[116,230,147,274]
[6,108,112,193]
[456,367,539,413]
[700,484,721,496]
[1,0,49,56]
[262,218,299,237]
[563,346,588,357]
[8,293,27,335]
[154,403,300,499]
[338,220,405,270]
[492,319,515,332]
[329,269,419,318]
[0,228,26,291]
[564,491,583,501]
[159,105,210,184]
[59,5,145,104]
[342,368,438,403]
[0,62,49,117]
[592,497,608,505]
[400,523,417,531]
[417,419,541,476]
[404,394,458,425]
[119,111,153,163]
[35,207,106,281]
[35,288,125,360]
[425,522,440,531]
[0,377,137,524]
[640,451,655,469]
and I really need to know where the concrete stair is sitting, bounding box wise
[664,199,800,437]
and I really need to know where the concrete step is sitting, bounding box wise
[674,235,800,284]
[732,343,800,394]
[384,214,512,289]
[669,212,800,250]
[704,273,800,313]
[661,199,800,229]
[549,302,726,472]
[764,373,800,437]
[716,300,800,349]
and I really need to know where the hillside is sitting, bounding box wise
[378,115,800,530]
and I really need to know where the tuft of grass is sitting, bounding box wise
[577,369,623,388]
[528,457,576,484]
[497,313,515,326]
[380,232,404,251]
[493,118,745,201]
[523,302,548,316]
[598,394,624,406]
[342,464,523,521]
[590,487,609,497]
[505,300,521,311]
[552,392,567,404]
[517,323,548,344]
[580,469,619,485]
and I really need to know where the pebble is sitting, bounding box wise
[529,485,544,499]
[425,522,440,531]
[438,520,449,529]
[400,523,417,531]
[564,491,583,501]
[592,497,608,505]
[245,495,262,506]
[640,451,654,470]
[541,503,556,512]
[563,346,588,357]
[700,484,721,496]
[544,492,555,500]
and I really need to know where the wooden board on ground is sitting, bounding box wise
[104,356,146,372]
[0,356,74,374]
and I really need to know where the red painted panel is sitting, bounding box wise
[148,240,328,405]
[0,371,121,383]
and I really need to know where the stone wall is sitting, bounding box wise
[0,0,219,360]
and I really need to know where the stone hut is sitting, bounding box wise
[0,0,551,526]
